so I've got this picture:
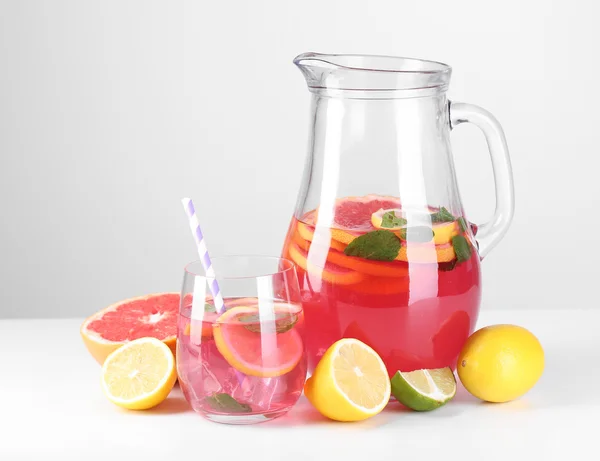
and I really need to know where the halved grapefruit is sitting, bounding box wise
[212,305,304,377]
[80,293,179,365]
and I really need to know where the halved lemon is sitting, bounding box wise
[101,337,177,410]
[304,338,391,422]
[212,305,304,378]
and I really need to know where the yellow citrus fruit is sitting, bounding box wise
[457,325,544,403]
[305,338,391,422]
[101,337,177,410]
[431,221,459,245]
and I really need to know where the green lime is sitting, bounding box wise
[390,367,456,411]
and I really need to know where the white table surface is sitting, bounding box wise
[1,309,596,460]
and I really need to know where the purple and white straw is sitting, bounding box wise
[180,197,225,314]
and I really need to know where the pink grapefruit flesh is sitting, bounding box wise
[80,292,179,365]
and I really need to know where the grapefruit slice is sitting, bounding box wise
[80,293,179,365]
[212,305,304,377]
[303,195,401,232]
[288,243,365,285]
[304,195,401,246]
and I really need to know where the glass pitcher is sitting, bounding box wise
[281,52,514,376]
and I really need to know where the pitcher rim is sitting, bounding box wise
[293,52,452,75]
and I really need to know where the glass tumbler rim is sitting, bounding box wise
[183,254,297,281]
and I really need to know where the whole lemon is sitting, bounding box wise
[457,324,544,403]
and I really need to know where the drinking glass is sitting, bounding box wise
[177,255,307,424]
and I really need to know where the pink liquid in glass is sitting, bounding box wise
[176,298,307,424]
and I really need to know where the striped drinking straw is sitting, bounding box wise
[181,197,225,314]
[180,197,245,386]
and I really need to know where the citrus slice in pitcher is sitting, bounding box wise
[212,305,304,378]
[288,243,366,285]
[396,241,456,263]
[303,195,401,244]
[371,208,460,245]
[296,222,348,252]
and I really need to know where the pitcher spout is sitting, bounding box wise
[293,52,452,97]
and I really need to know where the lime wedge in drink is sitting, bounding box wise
[390,367,456,411]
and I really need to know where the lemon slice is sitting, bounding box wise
[371,208,459,245]
[101,337,177,410]
[305,338,391,422]
[390,367,456,411]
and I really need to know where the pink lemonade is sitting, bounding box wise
[176,297,307,424]
[282,196,482,376]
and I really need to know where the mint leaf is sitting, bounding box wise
[204,303,216,313]
[431,207,455,223]
[205,393,252,413]
[457,217,468,233]
[237,311,298,334]
[381,211,407,229]
[399,226,435,243]
[452,235,472,262]
[344,230,401,261]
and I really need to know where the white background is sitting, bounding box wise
[1,0,598,318]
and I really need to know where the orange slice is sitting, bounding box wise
[291,229,311,251]
[297,222,347,252]
[396,242,455,263]
[212,305,304,378]
[326,249,409,278]
[288,243,365,285]
[330,229,360,245]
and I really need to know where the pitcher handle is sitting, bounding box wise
[449,101,515,260]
